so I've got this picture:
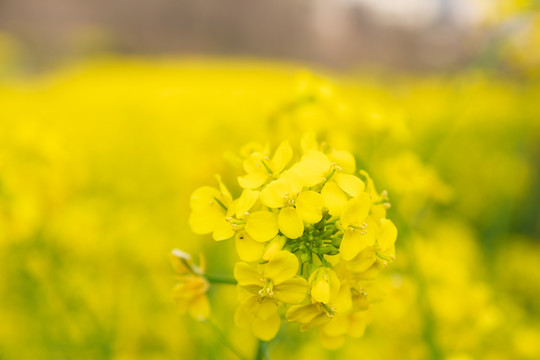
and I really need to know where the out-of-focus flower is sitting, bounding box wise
[171,249,211,321]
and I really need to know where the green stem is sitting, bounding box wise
[255,339,268,360]
[205,275,237,285]
[205,320,247,360]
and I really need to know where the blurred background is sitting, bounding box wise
[1,0,539,359]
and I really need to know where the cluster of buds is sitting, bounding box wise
[182,137,397,349]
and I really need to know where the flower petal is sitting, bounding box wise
[263,235,287,261]
[235,231,265,262]
[319,331,345,350]
[329,150,356,173]
[278,207,304,239]
[234,262,264,288]
[252,311,280,341]
[321,182,348,216]
[190,186,220,210]
[340,192,372,229]
[378,218,398,259]
[340,224,376,261]
[188,295,211,321]
[309,267,341,304]
[271,140,293,174]
[296,191,324,223]
[348,311,369,338]
[335,173,365,197]
[236,189,260,219]
[259,179,289,208]
[344,247,376,273]
[188,207,223,235]
[245,211,279,242]
[273,277,309,304]
[213,218,235,241]
[256,298,279,320]
[264,250,299,284]
[286,303,321,324]
[332,285,352,313]
[238,172,268,189]
[321,313,348,337]
[293,151,332,187]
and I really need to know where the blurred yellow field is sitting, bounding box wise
[0,56,539,359]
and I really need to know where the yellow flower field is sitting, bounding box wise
[1,54,539,359]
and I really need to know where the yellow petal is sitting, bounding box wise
[344,247,376,273]
[234,262,265,288]
[263,235,287,261]
[280,169,304,194]
[278,207,304,239]
[296,191,323,223]
[236,189,260,219]
[335,173,365,197]
[319,331,345,350]
[190,186,220,211]
[321,182,348,216]
[215,174,233,205]
[256,298,279,320]
[259,179,289,208]
[245,211,279,242]
[340,224,376,261]
[370,203,387,222]
[273,277,309,304]
[331,285,352,313]
[234,301,253,328]
[188,207,223,235]
[329,150,356,173]
[213,218,235,241]
[238,172,268,189]
[286,303,321,324]
[300,313,332,331]
[309,267,341,304]
[271,140,293,174]
[235,231,265,262]
[293,151,332,187]
[340,192,372,229]
[378,219,398,258]
[348,311,368,338]
[321,313,348,337]
[264,250,299,284]
[252,311,280,341]
[188,295,210,321]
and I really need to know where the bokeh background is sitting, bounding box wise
[1,0,540,359]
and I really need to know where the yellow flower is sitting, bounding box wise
[170,249,211,321]
[260,173,324,239]
[234,250,309,340]
[234,250,308,304]
[238,140,293,189]
[285,283,352,331]
[185,137,398,347]
[339,193,375,261]
[188,175,235,241]
[318,311,370,350]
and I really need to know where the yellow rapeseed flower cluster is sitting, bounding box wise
[185,136,397,348]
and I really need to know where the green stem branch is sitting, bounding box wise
[205,274,237,285]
